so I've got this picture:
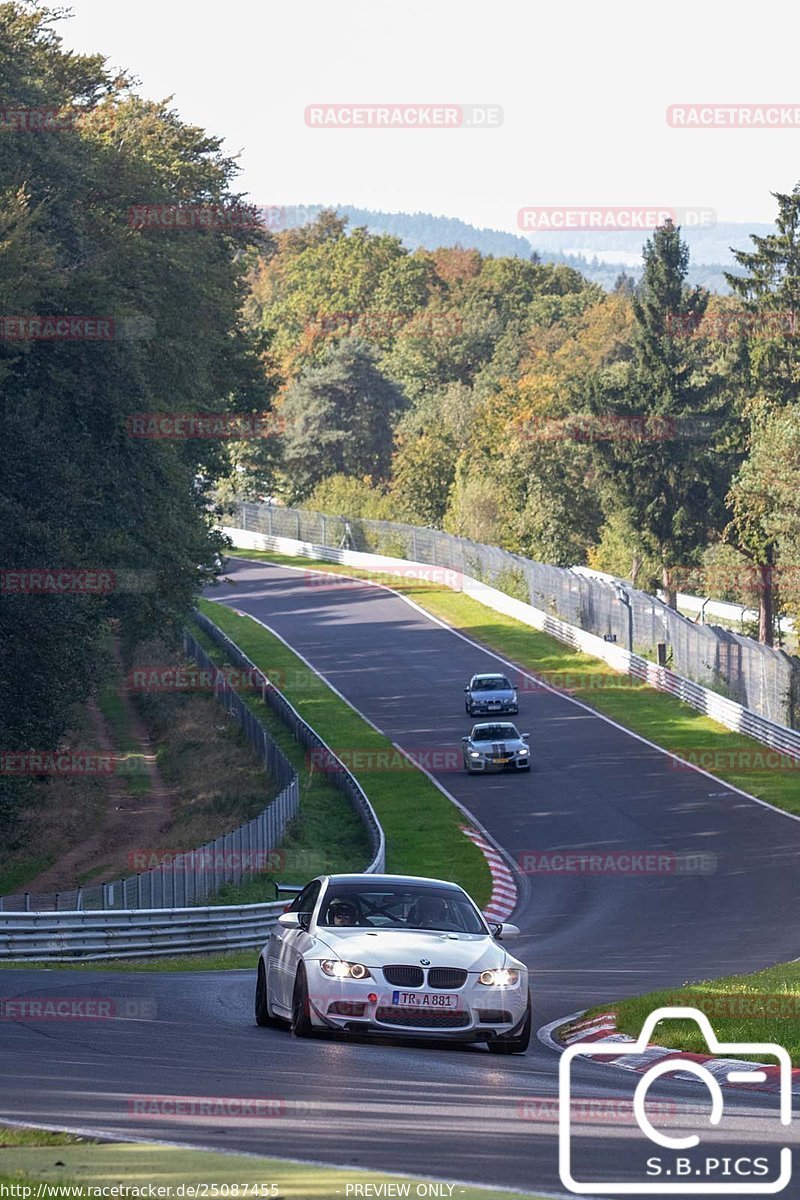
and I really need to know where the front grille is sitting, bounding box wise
[478,1009,513,1024]
[375,1006,469,1028]
[383,965,424,987]
[428,967,468,989]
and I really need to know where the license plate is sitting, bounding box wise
[493,757,509,764]
[391,991,459,1009]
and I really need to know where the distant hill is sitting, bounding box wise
[289,206,771,293]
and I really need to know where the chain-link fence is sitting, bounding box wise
[231,501,800,730]
[0,632,300,913]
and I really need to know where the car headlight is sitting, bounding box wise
[469,751,482,758]
[321,960,372,980]
[518,747,529,755]
[479,968,520,987]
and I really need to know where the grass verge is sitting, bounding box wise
[225,549,800,817]
[196,598,491,905]
[0,1130,549,1200]
[188,621,370,903]
[576,959,800,1066]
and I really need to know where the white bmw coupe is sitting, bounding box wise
[255,873,530,1053]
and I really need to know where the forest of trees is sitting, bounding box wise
[2,0,799,776]
[238,209,800,647]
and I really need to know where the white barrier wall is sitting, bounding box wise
[225,526,800,761]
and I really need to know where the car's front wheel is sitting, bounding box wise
[487,995,531,1055]
[255,960,283,1028]
[291,965,316,1037]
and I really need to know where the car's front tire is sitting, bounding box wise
[255,960,283,1027]
[487,995,531,1055]
[290,965,316,1038]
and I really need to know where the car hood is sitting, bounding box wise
[313,928,519,971]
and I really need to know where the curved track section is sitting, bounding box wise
[2,558,799,1197]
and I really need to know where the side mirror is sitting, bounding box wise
[277,911,300,928]
[464,686,470,692]
[461,736,470,742]
[493,922,521,940]
[521,733,530,741]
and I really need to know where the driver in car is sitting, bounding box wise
[410,896,451,929]
[327,898,359,926]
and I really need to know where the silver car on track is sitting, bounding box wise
[464,673,518,716]
[462,722,531,773]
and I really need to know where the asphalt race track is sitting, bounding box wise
[2,557,800,1198]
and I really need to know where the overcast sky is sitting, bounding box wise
[54,0,800,234]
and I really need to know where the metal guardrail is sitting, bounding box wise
[231,502,800,730]
[0,901,288,962]
[223,514,800,763]
[0,612,385,957]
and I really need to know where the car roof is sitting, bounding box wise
[320,873,465,891]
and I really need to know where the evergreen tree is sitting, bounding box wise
[586,222,735,606]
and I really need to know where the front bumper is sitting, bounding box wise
[465,753,530,771]
[467,699,518,714]
[304,963,528,1039]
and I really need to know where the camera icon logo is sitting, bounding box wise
[559,1006,792,1194]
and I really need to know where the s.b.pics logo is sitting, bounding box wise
[559,1007,792,1194]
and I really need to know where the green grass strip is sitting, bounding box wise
[223,549,800,817]
[197,598,491,905]
[188,620,370,903]
[0,1134,550,1200]
[578,959,800,1066]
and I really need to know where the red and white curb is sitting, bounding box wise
[461,826,518,922]
[544,1010,800,1096]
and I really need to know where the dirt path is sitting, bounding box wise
[24,680,175,896]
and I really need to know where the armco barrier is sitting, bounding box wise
[228,502,800,729]
[222,523,800,764]
[0,901,287,962]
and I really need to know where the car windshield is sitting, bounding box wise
[474,724,519,741]
[318,884,486,933]
[472,677,511,691]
